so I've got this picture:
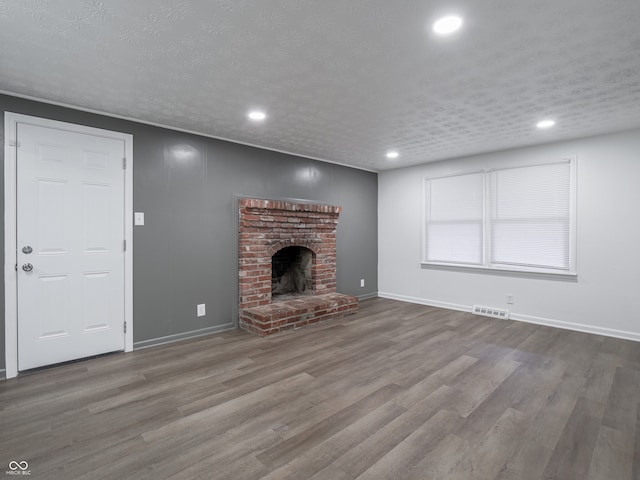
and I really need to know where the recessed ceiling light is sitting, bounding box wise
[432,15,463,35]
[248,110,266,121]
[536,119,556,129]
[386,151,399,159]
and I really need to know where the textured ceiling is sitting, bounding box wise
[1,0,639,171]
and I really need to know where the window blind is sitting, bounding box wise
[489,162,571,270]
[424,172,484,264]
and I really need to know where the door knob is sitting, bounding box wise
[22,246,33,254]
[22,263,33,272]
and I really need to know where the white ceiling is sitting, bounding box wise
[1,1,639,171]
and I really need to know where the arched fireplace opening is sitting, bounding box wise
[272,246,314,300]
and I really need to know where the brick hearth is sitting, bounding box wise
[238,198,358,336]
[240,293,359,336]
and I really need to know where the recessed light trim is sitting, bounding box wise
[386,151,399,159]
[536,119,556,129]
[248,110,266,121]
[432,15,463,35]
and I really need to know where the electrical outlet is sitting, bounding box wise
[197,304,206,317]
[506,294,514,304]
[360,279,365,288]
[134,212,145,226]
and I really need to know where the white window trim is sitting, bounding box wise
[4,113,134,379]
[422,157,577,277]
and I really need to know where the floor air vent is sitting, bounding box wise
[472,305,510,320]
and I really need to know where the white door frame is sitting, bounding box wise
[4,112,134,379]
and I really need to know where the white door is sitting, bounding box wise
[16,122,126,371]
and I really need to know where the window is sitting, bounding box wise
[423,172,484,265]
[423,159,576,275]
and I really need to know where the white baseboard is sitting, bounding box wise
[378,292,471,314]
[510,312,640,343]
[378,291,640,343]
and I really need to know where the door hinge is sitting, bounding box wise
[122,157,126,170]
[124,321,127,334]
[8,139,20,147]
[123,239,126,252]
[15,263,17,272]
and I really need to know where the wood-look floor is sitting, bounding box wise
[1,298,640,479]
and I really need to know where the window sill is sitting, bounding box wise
[420,261,578,281]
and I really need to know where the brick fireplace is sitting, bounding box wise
[238,198,358,336]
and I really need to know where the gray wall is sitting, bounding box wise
[0,93,378,368]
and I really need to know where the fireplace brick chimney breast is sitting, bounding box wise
[238,198,358,336]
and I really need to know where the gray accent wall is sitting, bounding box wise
[0,93,378,369]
